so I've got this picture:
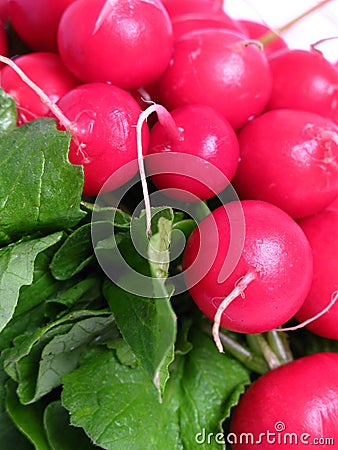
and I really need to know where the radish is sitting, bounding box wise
[171,12,244,40]
[57,0,173,90]
[55,82,149,196]
[7,0,76,52]
[160,0,224,18]
[1,52,80,125]
[237,19,288,57]
[232,109,338,218]
[294,209,338,339]
[230,352,338,449]
[182,200,313,341]
[0,23,7,57]
[155,29,272,130]
[146,104,240,201]
[267,49,338,124]
[0,0,8,26]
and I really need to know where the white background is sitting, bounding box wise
[224,0,338,62]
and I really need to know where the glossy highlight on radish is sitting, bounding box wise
[182,200,313,334]
[57,0,173,89]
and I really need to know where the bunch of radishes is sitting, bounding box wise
[2,0,338,447]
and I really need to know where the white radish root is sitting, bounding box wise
[0,55,76,134]
[136,104,181,236]
[276,291,338,332]
[212,267,261,353]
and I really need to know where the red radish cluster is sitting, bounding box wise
[2,0,338,442]
[1,0,338,346]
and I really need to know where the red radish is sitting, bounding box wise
[171,12,244,40]
[0,23,7,57]
[238,19,288,57]
[155,29,272,130]
[161,0,224,18]
[57,0,173,90]
[232,109,338,218]
[326,195,338,211]
[267,49,338,124]
[294,209,338,339]
[1,52,80,125]
[0,0,8,25]
[182,200,313,337]
[55,82,149,196]
[7,0,76,52]
[230,353,338,449]
[146,104,239,201]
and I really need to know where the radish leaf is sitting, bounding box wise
[0,119,84,245]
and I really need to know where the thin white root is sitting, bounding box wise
[0,55,76,133]
[276,291,338,332]
[136,104,181,236]
[212,268,259,353]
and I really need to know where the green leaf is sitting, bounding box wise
[148,215,172,282]
[50,224,93,281]
[61,329,250,450]
[45,275,103,319]
[0,89,17,134]
[0,119,85,245]
[44,401,98,450]
[101,207,177,396]
[3,311,115,404]
[177,330,250,449]
[106,339,138,368]
[0,249,61,351]
[103,280,176,398]
[0,358,33,449]
[5,380,51,450]
[62,347,181,450]
[90,205,131,230]
[0,232,64,333]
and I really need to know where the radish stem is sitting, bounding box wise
[259,0,334,46]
